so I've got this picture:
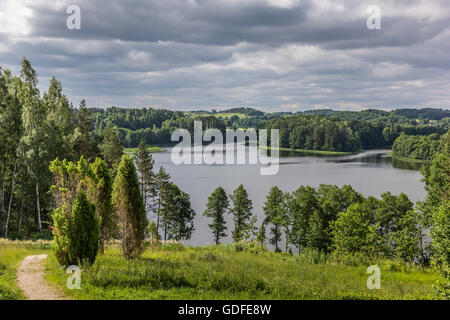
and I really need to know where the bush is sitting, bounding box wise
[53,191,99,266]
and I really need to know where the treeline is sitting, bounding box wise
[260,109,448,151]
[89,107,227,147]
[84,103,448,152]
[392,133,443,161]
[263,115,361,152]
[204,183,426,263]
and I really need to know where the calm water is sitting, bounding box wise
[150,148,426,246]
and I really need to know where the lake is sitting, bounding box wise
[150,148,426,246]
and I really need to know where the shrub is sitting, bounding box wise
[53,191,99,266]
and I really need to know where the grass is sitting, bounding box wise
[259,146,356,156]
[388,153,432,164]
[124,146,166,154]
[44,242,442,300]
[0,239,52,300]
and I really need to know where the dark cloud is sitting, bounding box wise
[0,0,449,110]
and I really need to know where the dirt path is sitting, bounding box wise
[17,254,69,300]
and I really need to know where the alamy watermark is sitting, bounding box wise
[366,5,381,30]
[66,265,81,289]
[366,265,381,289]
[66,5,81,30]
[171,121,280,175]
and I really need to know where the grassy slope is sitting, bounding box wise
[259,146,356,156]
[0,241,52,300]
[45,243,441,300]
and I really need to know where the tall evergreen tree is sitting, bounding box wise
[112,155,148,259]
[74,99,97,161]
[263,186,284,251]
[203,187,229,245]
[153,166,171,237]
[87,158,116,254]
[230,184,253,242]
[43,76,74,160]
[134,139,155,212]
[100,126,124,170]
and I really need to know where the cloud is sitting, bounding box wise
[0,0,449,111]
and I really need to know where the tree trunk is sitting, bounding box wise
[156,194,161,232]
[4,161,16,238]
[36,182,42,233]
[18,198,23,234]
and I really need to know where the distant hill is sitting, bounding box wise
[220,107,265,116]
[392,108,450,120]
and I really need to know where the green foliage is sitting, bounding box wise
[230,184,254,242]
[203,187,229,245]
[112,155,148,259]
[421,131,450,226]
[265,115,361,152]
[134,139,155,212]
[87,158,116,253]
[431,201,450,298]
[52,191,99,266]
[73,99,99,161]
[100,126,124,170]
[162,183,195,241]
[69,192,99,265]
[263,186,284,251]
[392,133,441,161]
[331,203,379,256]
[153,166,171,238]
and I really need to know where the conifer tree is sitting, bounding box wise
[263,186,284,252]
[230,184,253,242]
[112,155,147,259]
[203,187,229,245]
[134,139,155,212]
[87,158,115,254]
[153,166,171,237]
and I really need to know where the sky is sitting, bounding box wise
[0,0,449,112]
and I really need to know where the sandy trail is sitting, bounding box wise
[17,254,69,300]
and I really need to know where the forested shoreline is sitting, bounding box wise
[1,59,449,299]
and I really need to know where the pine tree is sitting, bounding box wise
[100,126,124,170]
[112,155,148,259]
[263,186,284,252]
[134,139,155,212]
[203,187,229,245]
[43,76,74,160]
[74,99,97,161]
[230,184,253,242]
[153,166,171,238]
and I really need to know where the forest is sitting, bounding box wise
[0,59,449,300]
